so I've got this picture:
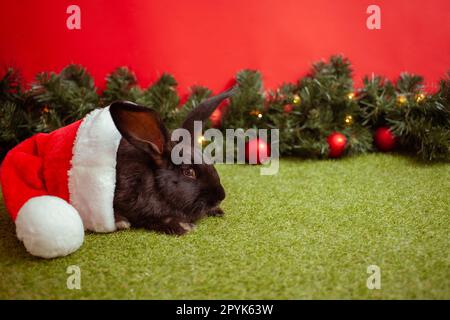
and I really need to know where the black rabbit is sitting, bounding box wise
[111,87,236,235]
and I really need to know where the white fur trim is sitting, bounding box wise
[16,196,84,259]
[68,107,121,232]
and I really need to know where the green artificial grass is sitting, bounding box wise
[0,154,449,299]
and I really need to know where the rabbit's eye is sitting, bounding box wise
[182,168,196,179]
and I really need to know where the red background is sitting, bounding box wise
[0,0,449,96]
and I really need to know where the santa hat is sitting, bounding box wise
[0,106,122,258]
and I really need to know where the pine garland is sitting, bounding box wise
[0,55,449,161]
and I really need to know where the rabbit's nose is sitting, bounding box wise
[206,186,226,206]
[216,186,225,201]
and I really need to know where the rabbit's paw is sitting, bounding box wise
[179,222,196,232]
[115,215,131,230]
[159,218,195,235]
[207,207,225,217]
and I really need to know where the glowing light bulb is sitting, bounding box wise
[344,115,353,125]
[396,94,407,106]
[415,93,426,103]
[292,95,301,105]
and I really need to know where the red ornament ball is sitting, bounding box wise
[283,104,294,113]
[374,127,396,151]
[245,138,271,164]
[327,132,347,158]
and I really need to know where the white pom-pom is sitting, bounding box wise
[15,196,84,258]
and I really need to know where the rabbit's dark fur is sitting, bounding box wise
[112,87,235,235]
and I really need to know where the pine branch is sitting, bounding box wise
[103,67,140,105]
[221,70,265,130]
[0,58,448,162]
[30,65,98,132]
[137,73,180,129]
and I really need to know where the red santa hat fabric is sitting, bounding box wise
[0,106,122,258]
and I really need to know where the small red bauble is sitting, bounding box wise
[245,138,271,164]
[327,132,347,158]
[283,104,294,113]
[374,127,396,151]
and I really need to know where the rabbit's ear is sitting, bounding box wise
[110,102,168,157]
[181,86,238,134]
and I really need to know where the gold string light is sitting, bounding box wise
[292,94,301,106]
[396,94,408,106]
[344,114,353,126]
[346,92,355,101]
[197,135,205,144]
[415,92,426,103]
[250,110,263,119]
